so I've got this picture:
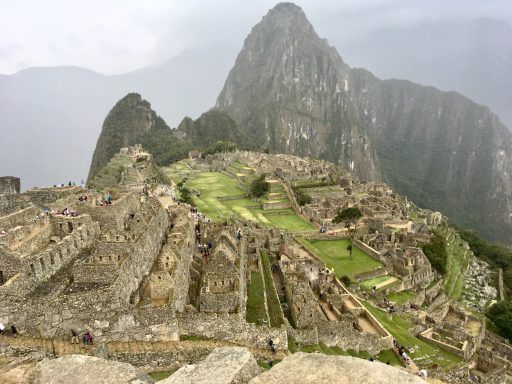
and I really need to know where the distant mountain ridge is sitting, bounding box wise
[216,2,512,244]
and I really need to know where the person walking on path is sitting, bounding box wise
[0,323,4,335]
[71,329,79,344]
[10,325,17,338]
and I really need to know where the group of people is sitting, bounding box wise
[78,195,88,202]
[0,323,17,338]
[98,192,112,207]
[58,207,78,217]
[393,339,412,367]
[71,329,94,349]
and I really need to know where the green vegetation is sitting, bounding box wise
[386,290,417,304]
[292,186,312,206]
[249,174,270,197]
[332,207,363,258]
[360,276,398,290]
[437,226,473,300]
[261,252,285,327]
[297,238,382,278]
[258,359,281,369]
[459,229,512,295]
[148,369,178,381]
[178,187,194,205]
[141,122,191,166]
[180,172,313,231]
[246,271,268,325]
[421,231,448,274]
[487,300,512,342]
[362,301,462,369]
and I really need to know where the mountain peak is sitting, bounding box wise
[257,2,315,37]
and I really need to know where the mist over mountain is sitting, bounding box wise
[0,48,234,190]
[338,17,512,129]
[216,3,512,245]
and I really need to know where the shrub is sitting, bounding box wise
[249,174,270,198]
[340,275,352,286]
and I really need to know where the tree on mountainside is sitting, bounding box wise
[333,207,362,259]
[487,300,512,342]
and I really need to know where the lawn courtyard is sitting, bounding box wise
[296,238,383,278]
[173,171,314,232]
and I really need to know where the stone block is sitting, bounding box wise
[161,347,261,384]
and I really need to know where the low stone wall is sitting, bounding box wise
[217,195,247,202]
[177,312,288,350]
[288,327,318,345]
[0,205,39,230]
[354,267,388,283]
[301,233,347,241]
[0,194,25,216]
[262,202,291,210]
[419,328,466,359]
[317,321,393,355]
[353,239,382,262]
[25,186,81,206]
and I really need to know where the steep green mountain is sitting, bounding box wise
[176,109,240,149]
[88,93,159,180]
[216,2,512,245]
[88,97,241,185]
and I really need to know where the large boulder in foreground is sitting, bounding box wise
[32,354,154,384]
[161,347,260,384]
[249,353,425,384]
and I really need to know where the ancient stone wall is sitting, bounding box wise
[317,321,393,355]
[0,176,20,194]
[0,205,39,230]
[177,312,288,350]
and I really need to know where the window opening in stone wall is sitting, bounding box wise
[40,258,45,271]
[50,254,55,265]
[68,222,73,232]
[0,270,3,285]
[30,263,35,274]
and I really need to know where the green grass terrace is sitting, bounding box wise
[296,238,383,279]
[183,172,314,232]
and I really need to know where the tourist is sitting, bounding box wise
[11,325,17,338]
[386,360,390,365]
[418,369,427,379]
[71,329,79,344]
[268,338,274,349]
[0,323,4,335]
[369,356,375,362]
[82,333,88,350]
[106,192,112,205]
[268,358,273,368]
[87,331,94,345]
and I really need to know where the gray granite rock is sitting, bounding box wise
[162,347,261,384]
[249,353,426,384]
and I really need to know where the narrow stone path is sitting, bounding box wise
[0,334,287,361]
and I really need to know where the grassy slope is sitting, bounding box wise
[261,252,285,327]
[362,301,462,369]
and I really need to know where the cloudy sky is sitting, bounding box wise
[1,0,511,75]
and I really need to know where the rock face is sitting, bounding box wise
[249,353,425,384]
[217,3,380,182]
[32,354,154,384]
[216,2,512,245]
[87,93,167,182]
[161,347,261,384]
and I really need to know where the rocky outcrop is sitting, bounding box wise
[216,2,512,244]
[249,353,425,384]
[161,347,261,384]
[32,354,154,384]
[217,3,381,182]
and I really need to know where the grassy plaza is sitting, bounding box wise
[175,171,314,232]
[296,238,383,278]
